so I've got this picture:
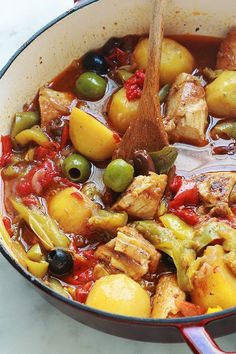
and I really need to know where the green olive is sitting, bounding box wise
[103,159,134,192]
[63,153,91,183]
[75,72,107,100]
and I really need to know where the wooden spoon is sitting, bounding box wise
[114,0,168,161]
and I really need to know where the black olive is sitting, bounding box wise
[133,150,155,176]
[102,37,122,55]
[47,249,73,276]
[83,51,108,74]
[162,253,176,271]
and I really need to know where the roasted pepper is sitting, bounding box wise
[159,83,171,103]
[15,125,49,146]
[150,146,178,174]
[160,213,194,239]
[11,200,69,250]
[11,112,40,138]
[135,220,196,291]
[213,121,236,140]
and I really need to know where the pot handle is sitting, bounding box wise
[181,326,236,354]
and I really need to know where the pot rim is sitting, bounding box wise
[0,0,236,326]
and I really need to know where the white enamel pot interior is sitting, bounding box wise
[0,1,236,353]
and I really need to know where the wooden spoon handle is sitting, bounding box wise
[114,0,168,161]
[144,0,165,97]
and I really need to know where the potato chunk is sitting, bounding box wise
[48,187,97,234]
[206,71,236,118]
[132,38,194,85]
[194,172,236,206]
[164,73,208,145]
[191,245,236,310]
[39,87,76,125]
[69,107,119,161]
[95,226,160,280]
[216,30,236,70]
[112,172,167,219]
[108,88,139,133]
[86,274,151,317]
[152,274,186,318]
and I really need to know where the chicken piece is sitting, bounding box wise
[194,172,236,207]
[216,30,236,70]
[164,73,208,145]
[112,172,167,219]
[39,87,76,125]
[95,226,160,280]
[152,274,186,318]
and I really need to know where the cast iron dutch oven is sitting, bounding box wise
[0,1,236,352]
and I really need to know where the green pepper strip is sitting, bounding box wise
[135,220,196,291]
[0,216,28,267]
[159,84,171,104]
[214,121,236,139]
[15,125,49,146]
[11,112,40,138]
[150,146,178,174]
[11,200,70,250]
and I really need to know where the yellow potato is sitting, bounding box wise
[69,107,119,161]
[108,88,139,133]
[191,245,236,310]
[132,38,194,85]
[206,71,236,118]
[48,187,97,234]
[86,274,151,317]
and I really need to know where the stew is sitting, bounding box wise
[1,32,236,319]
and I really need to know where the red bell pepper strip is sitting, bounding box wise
[2,216,14,237]
[171,208,199,226]
[60,122,69,149]
[0,135,13,168]
[169,186,199,209]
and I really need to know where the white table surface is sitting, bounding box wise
[0,1,235,353]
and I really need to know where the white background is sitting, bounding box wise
[0,1,235,353]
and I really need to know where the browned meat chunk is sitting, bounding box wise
[194,172,236,206]
[112,172,167,219]
[39,87,77,125]
[164,73,208,145]
[95,226,160,280]
[152,274,186,318]
[216,30,236,70]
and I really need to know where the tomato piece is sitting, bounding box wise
[16,160,58,197]
[170,175,183,195]
[75,281,93,303]
[106,48,129,66]
[171,208,199,226]
[0,135,12,167]
[34,146,57,160]
[60,122,69,149]
[177,301,205,317]
[124,70,145,101]
[2,216,14,237]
